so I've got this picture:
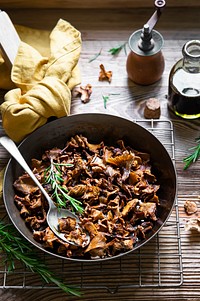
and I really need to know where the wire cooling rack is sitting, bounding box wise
[0,119,183,293]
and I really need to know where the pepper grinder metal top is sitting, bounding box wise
[126,0,166,85]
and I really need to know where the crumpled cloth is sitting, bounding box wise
[0,19,82,142]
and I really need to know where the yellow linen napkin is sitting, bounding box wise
[0,19,82,142]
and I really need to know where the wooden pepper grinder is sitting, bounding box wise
[126,0,166,85]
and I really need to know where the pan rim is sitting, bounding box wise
[2,113,177,262]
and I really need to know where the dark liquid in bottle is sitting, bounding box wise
[168,85,200,119]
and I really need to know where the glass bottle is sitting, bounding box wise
[168,40,200,119]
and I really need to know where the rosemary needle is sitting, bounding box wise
[0,221,81,296]
[88,48,102,62]
[102,95,110,109]
[183,137,200,170]
[108,42,127,55]
[102,93,120,109]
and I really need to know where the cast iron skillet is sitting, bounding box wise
[3,113,177,262]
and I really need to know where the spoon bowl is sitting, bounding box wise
[0,136,90,247]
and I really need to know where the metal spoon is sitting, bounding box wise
[0,136,90,247]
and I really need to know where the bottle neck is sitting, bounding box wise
[182,40,200,74]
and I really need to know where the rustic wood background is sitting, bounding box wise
[0,5,200,301]
[0,0,200,8]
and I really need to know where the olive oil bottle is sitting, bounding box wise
[168,40,200,119]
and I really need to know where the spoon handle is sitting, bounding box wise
[0,136,55,208]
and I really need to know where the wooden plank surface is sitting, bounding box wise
[0,0,200,9]
[0,7,200,301]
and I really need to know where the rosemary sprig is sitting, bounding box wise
[183,137,200,170]
[102,95,109,109]
[108,42,127,55]
[102,93,120,109]
[44,160,84,214]
[0,221,81,296]
[88,48,102,62]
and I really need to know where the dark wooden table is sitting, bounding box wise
[0,7,200,301]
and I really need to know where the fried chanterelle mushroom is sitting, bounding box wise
[14,135,160,260]
[73,84,92,103]
[99,64,112,83]
[185,218,200,232]
[184,200,198,215]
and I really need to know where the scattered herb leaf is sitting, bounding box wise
[88,48,102,62]
[183,137,200,170]
[44,159,84,214]
[102,95,110,109]
[102,93,120,109]
[108,42,127,55]
[0,221,81,296]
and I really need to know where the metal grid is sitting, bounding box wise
[0,119,183,293]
